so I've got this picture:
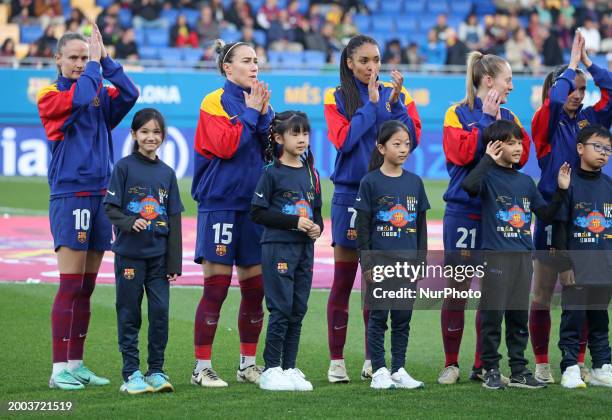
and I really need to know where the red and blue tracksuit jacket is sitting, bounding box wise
[324,77,422,194]
[442,97,531,216]
[191,79,274,212]
[532,63,612,201]
[37,57,139,197]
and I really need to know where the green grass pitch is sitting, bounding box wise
[1,176,611,418]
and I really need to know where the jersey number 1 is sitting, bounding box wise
[72,209,91,231]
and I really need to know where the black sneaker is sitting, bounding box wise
[469,367,484,382]
[482,369,505,389]
[508,370,547,389]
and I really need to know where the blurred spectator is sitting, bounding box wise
[115,28,139,61]
[542,27,564,66]
[209,0,228,26]
[445,28,469,66]
[26,39,52,59]
[66,8,88,33]
[580,17,601,54]
[405,42,422,65]
[225,0,256,30]
[433,14,449,43]
[240,26,260,49]
[132,0,168,30]
[505,26,540,72]
[601,21,612,54]
[267,10,303,51]
[255,45,268,66]
[535,0,553,27]
[96,3,122,45]
[0,38,16,66]
[494,0,537,14]
[36,24,58,54]
[382,39,407,65]
[487,12,510,45]
[574,0,599,28]
[458,13,484,50]
[257,0,281,30]
[335,12,358,46]
[507,13,521,36]
[559,0,575,27]
[170,14,199,48]
[197,4,220,44]
[420,29,446,66]
[286,0,305,29]
[527,12,546,51]
[34,0,63,29]
[10,0,35,24]
[166,0,198,9]
[556,14,573,49]
[306,3,324,33]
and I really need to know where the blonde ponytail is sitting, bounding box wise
[460,52,508,111]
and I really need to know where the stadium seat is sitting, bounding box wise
[427,1,449,15]
[158,47,183,64]
[20,25,43,44]
[450,1,472,15]
[253,30,267,47]
[161,9,179,26]
[118,8,132,28]
[96,0,114,8]
[365,0,379,13]
[0,3,9,24]
[353,14,371,33]
[0,23,19,45]
[146,30,170,47]
[182,9,200,27]
[303,50,326,65]
[134,28,145,46]
[282,51,304,65]
[267,50,283,65]
[220,28,241,43]
[395,14,418,33]
[371,15,395,32]
[138,46,159,60]
[182,48,202,64]
[404,0,425,14]
[380,1,403,15]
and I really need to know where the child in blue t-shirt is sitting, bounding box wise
[355,120,430,390]
[461,119,571,390]
[104,108,184,395]
[553,125,612,389]
[250,111,323,391]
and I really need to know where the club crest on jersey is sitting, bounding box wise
[215,244,227,256]
[77,231,87,243]
[277,261,288,274]
[385,101,391,112]
[578,119,589,129]
[92,96,100,107]
[123,268,135,280]
[346,228,357,240]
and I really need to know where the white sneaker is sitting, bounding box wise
[561,365,587,389]
[437,365,460,385]
[191,367,228,388]
[579,363,591,383]
[370,367,396,390]
[328,360,350,383]
[535,363,555,384]
[259,367,295,391]
[361,359,372,380]
[590,364,612,387]
[236,365,263,384]
[285,368,313,391]
[391,368,424,389]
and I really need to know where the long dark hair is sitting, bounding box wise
[266,110,320,194]
[541,64,584,104]
[131,108,166,152]
[368,120,411,172]
[339,35,378,119]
